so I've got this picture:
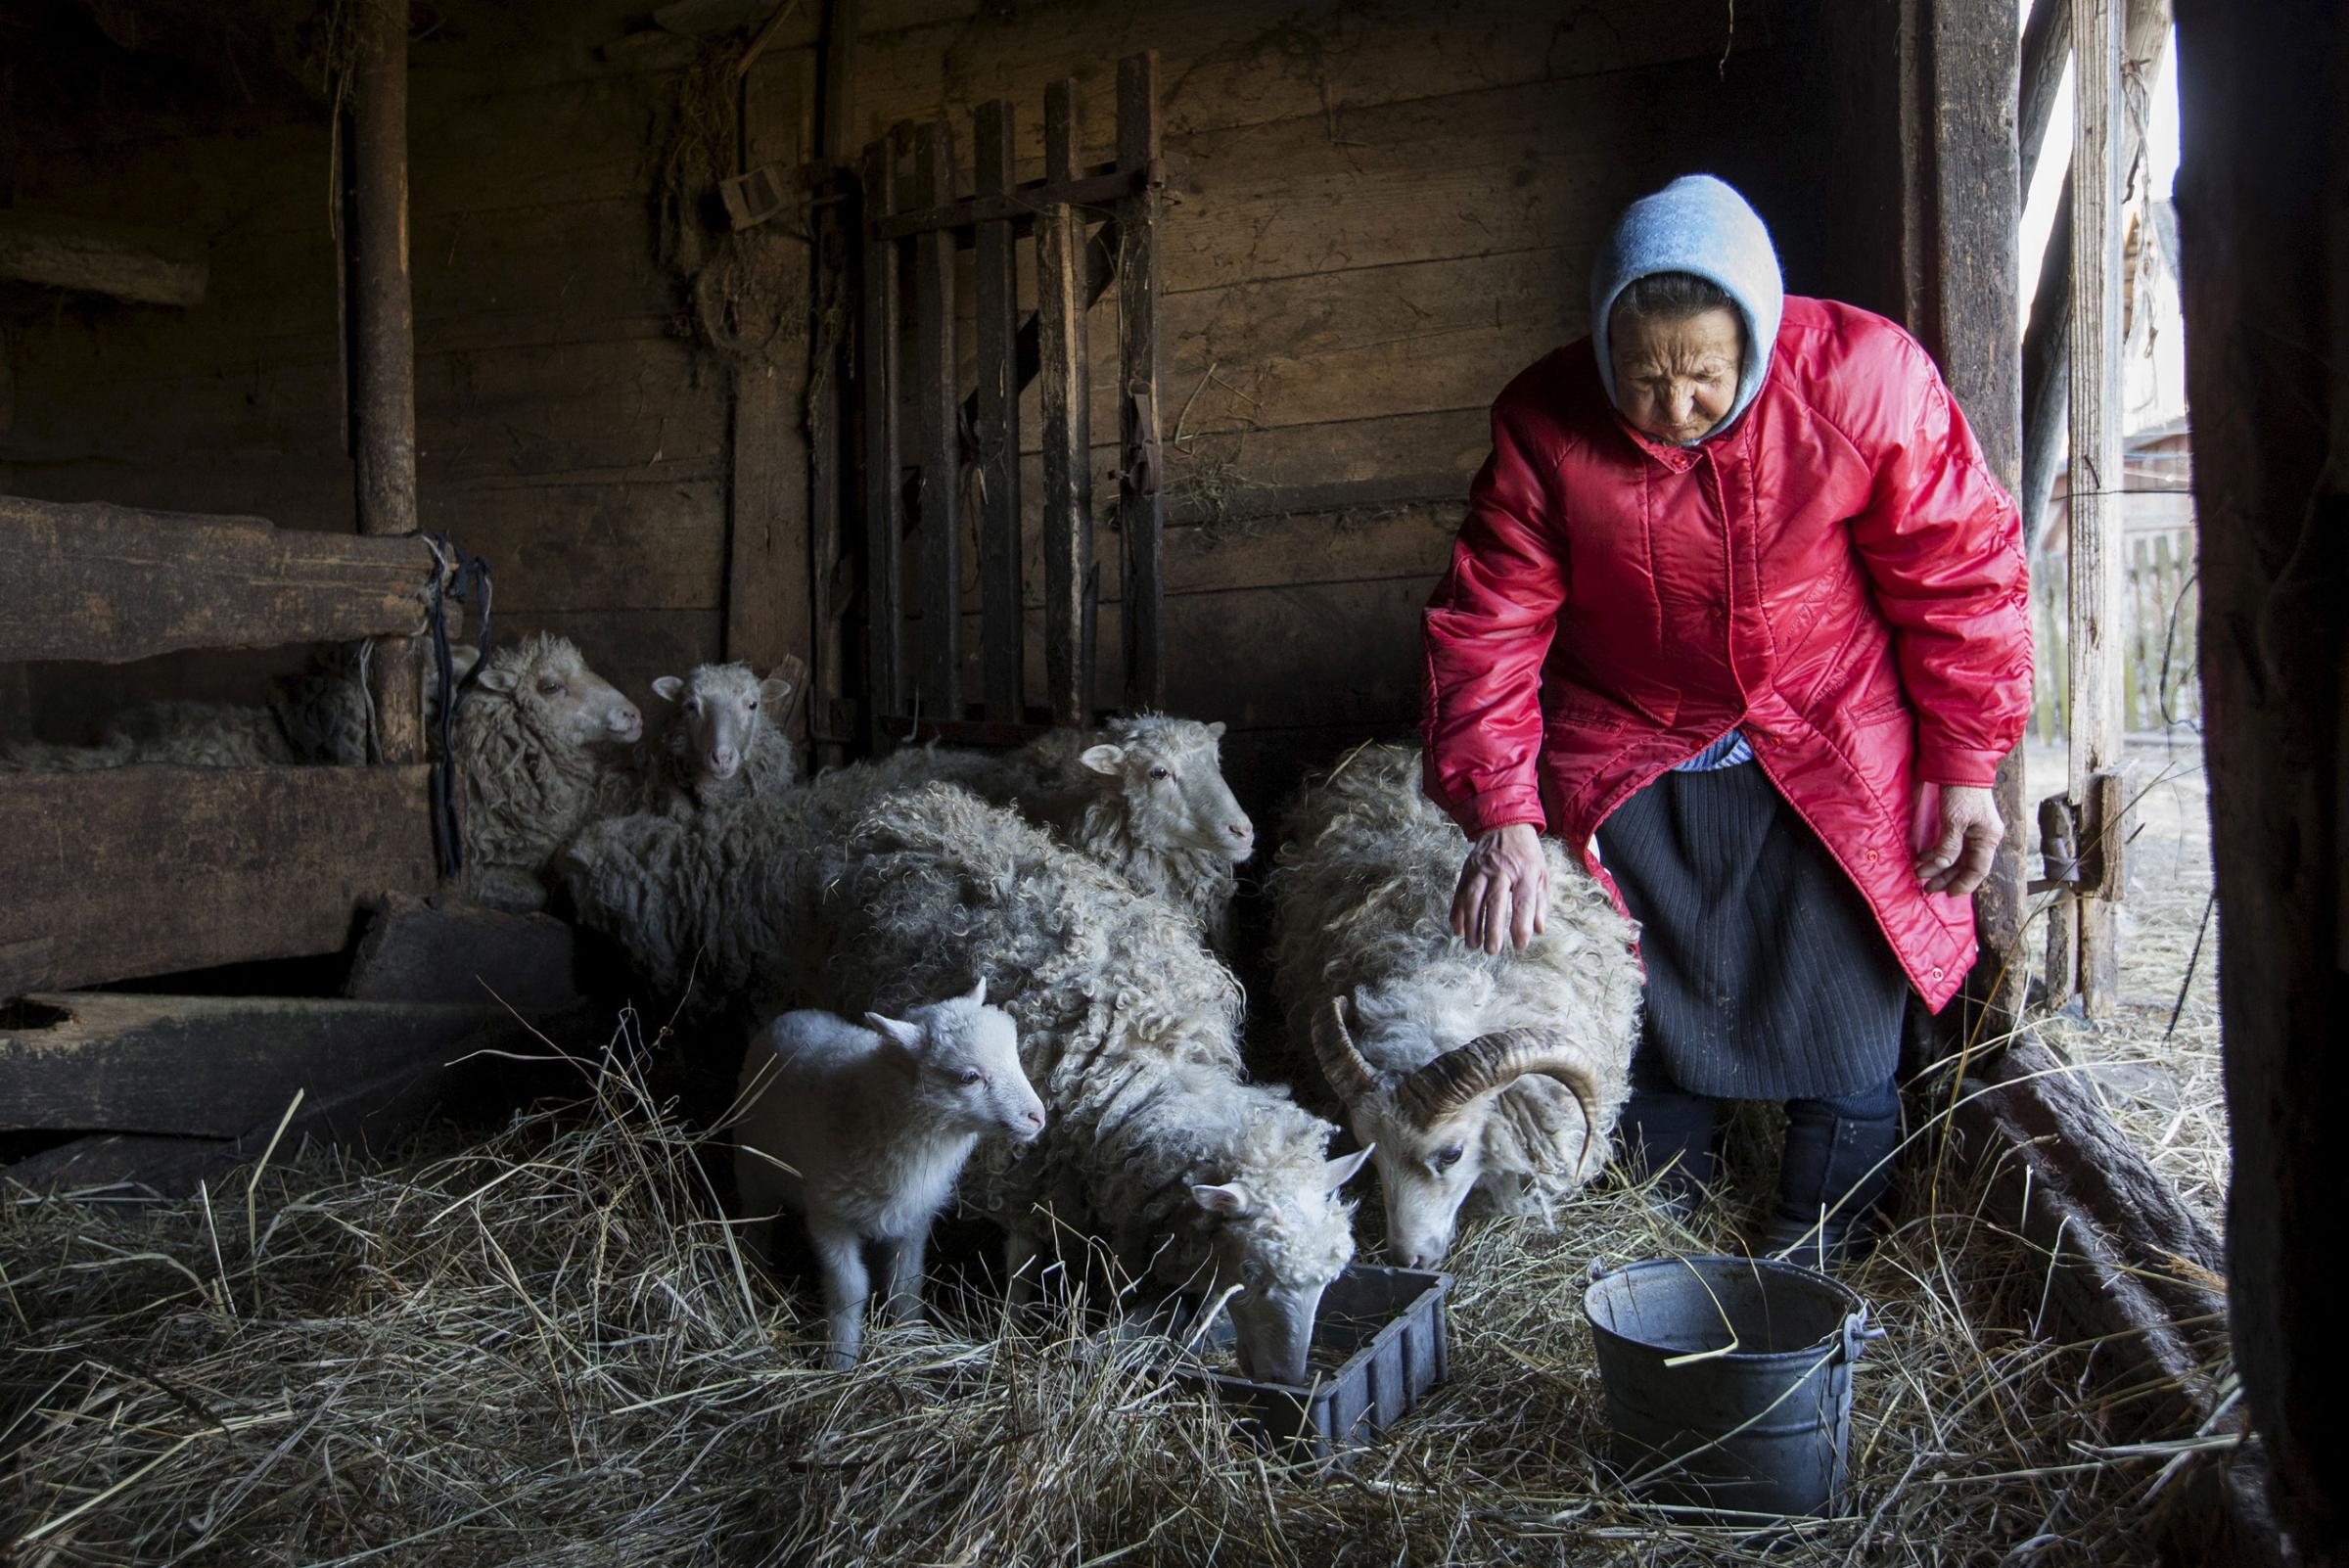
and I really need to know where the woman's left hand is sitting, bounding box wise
[1915,784,2004,896]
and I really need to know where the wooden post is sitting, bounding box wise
[1036,80,1093,729]
[1115,52,1166,715]
[858,130,903,749]
[726,50,817,737]
[806,0,857,766]
[2067,0,2126,1018]
[345,0,425,767]
[2018,0,2072,194]
[973,100,1024,722]
[909,121,960,723]
[2174,0,2349,1553]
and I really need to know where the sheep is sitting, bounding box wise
[733,982,1046,1367]
[453,632,643,911]
[564,782,1371,1384]
[636,662,799,815]
[1270,742,1641,1268]
[0,643,477,772]
[834,714,1256,947]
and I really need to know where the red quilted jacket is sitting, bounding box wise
[1421,297,2031,1011]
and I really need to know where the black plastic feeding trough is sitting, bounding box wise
[1179,1264,1453,1464]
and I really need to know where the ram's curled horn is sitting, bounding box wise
[1394,1027,1604,1149]
[1312,996,1384,1103]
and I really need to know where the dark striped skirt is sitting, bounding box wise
[1599,761,1910,1101]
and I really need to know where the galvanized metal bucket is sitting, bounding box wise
[1582,1255,1882,1518]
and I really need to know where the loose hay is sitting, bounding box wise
[2,1022,2222,1565]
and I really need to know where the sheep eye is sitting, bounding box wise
[1435,1145,1464,1170]
[747,699,760,711]
[958,1068,984,1086]
[536,676,564,696]
[1148,765,1171,781]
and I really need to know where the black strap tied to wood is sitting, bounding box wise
[421,534,493,881]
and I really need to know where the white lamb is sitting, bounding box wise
[734,982,1045,1368]
[1271,742,1641,1268]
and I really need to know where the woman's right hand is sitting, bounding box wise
[1451,822,1549,954]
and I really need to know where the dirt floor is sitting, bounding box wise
[2022,733,2226,1228]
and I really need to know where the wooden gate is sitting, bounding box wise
[856,52,1166,747]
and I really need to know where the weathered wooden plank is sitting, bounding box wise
[426,481,726,613]
[347,0,427,768]
[0,764,438,997]
[345,893,581,1011]
[973,99,1025,721]
[0,992,535,1136]
[2174,0,2349,1551]
[0,497,436,665]
[851,0,1778,165]
[0,210,207,306]
[2018,0,2073,193]
[2068,0,2127,1018]
[1035,79,1094,729]
[910,119,963,720]
[726,49,819,737]
[1116,51,1168,714]
[860,130,906,744]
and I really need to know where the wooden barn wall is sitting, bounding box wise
[0,0,1896,805]
[844,0,1883,797]
[0,22,761,736]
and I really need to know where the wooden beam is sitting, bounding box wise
[0,497,436,665]
[2174,0,2349,1555]
[910,120,961,721]
[346,0,426,767]
[2067,0,2127,1019]
[0,209,207,306]
[858,129,904,749]
[726,48,818,740]
[955,216,1119,455]
[0,992,535,1137]
[1036,79,1094,730]
[974,100,1025,722]
[1902,0,2024,1035]
[870,161,1146,241]
[2018,0,2073,195]
[806,0,857,764]
[0,765,438,997]
[1116,52,1167,715]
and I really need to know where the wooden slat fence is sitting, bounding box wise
[2032,522,2201,740]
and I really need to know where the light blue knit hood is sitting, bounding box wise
[1589,174,1783,441]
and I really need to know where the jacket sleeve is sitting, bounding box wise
[1420,402,1567,835]
[1847,341,2034,787]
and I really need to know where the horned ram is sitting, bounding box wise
[1270,742,1640,1268]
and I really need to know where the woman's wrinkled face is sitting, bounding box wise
[1608,305,1744,444]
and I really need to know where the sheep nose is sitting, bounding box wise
[1024,1109,1045,1129]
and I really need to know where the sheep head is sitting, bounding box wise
[652,662,792,783]
[1188,1109,1372,1385]
[475,634,642,750]
[864,979,1046,1144]
[1078,714,1255,862]
[1313,996,1602,1268]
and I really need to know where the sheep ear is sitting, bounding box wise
[963,977,988,1007]
[651,675,686,704]
[863,1012,926,1054]
[759,675,793,705]
[1322,1145,1375,1191]
[476,662,517,694]
[1191,1182,1255,1217]
[1206,720,1226,740]
[1079,744,1126,776]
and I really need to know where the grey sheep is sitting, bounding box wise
[733,982,1045,1368]
[454,632,643,911]
[1270,742,1640,1268]
[633,661,800,816]
[565,782,1370,1384]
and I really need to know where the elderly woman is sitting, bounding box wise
[1421,175,2030,1263]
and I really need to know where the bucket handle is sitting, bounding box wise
[1842,1302,1886,1362]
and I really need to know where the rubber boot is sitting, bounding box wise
[1618,1086,1721,1222]
[1762,1079,1901,1269]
